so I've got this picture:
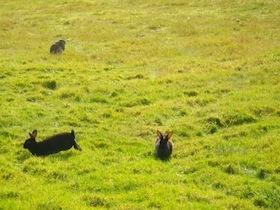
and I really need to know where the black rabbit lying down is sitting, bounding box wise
[23,130,82,156]
[50,39,66,54]
[155,130,173,160]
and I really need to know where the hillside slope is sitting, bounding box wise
[0,0,279,209]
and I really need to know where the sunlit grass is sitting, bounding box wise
[0,0,279,209]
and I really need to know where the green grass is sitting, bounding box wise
[0,0,279,209]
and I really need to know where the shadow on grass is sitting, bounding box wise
[154,153,172,162]
[17,150,78,162]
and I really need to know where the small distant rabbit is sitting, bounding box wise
[23,130,82,156]
[155,130,173,160]
[50,39,66,54]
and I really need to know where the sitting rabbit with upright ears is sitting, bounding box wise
[23,129,82,156]
[155,130,173,160]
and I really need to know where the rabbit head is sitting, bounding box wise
[156,130,173,146]
[23,130,37,149]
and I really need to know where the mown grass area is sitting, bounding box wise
[0,0,279,209]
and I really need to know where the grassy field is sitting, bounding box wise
[0,0,279,209]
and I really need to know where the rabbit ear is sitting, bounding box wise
[157,130,163,138]
[30,130,37,138]
[167,132,173,140]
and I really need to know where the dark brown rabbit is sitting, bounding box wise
[23,130,81,156]
[155,130,173,160]
[50,39,66,54]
